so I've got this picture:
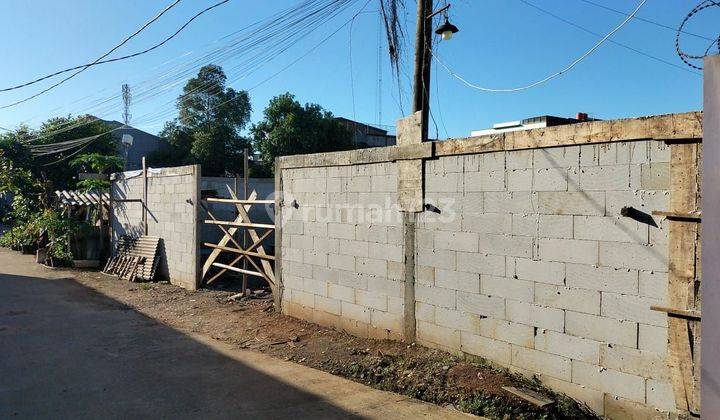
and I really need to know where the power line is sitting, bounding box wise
[434,0,647,93]
[578,0,715,42]
[517,0,700,76]
[0,0,184,109]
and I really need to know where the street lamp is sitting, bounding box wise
[435,17,459,41]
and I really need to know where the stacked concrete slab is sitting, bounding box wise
[111,165,200,290]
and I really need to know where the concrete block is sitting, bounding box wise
[617,141,648,165]
[284,261,313,278]
[512,345,572,381]
[638,270,668,301]
[538,238,598,265]
[459,192,484,214]
[328,223,355,240]
[355,289,388,311]
[370,310,403,334]
[341,317,369,338]
[328,253,355,272]
[434,231,479,252]
[462,213,512,235]
[574,215,648,244]
[505,300,565,331]
[534,167,570,191]
[435,269,480,293]
[464,169,505,192]
[314,295,342,315]
[283,247,303,263]
[337,239,369,258]
[649,218,668,246]
[646,379,676,412]
[539,375,605,415]
[303,278,328,296]
[312,265,339,284]
[515,258,565,285]
[484,192,536,214]
[506,149,533,170]
[456,252,505,276]
[291,289,315,307]
[533,146,580,169]
[605,190,668,216]
[601,292,666,327]
[435,307,483,333]
[346,176,371,192]
[638,324,668,355]
[416,284,456,309]
[456,292,505,318]
[565,263,638,294]
[356,257,387,277]
[460,332,512,365]
[290,234,314,250]
[478,234,534,258]
[565,311,637,347]
[579,165,631,191]
[599,241,667,271]
[572,360,645,403]
[387,296,404,314]
[535,284,601,315]
[371,174,397,192]
[481,275,534,302]
[535,330,601,364]
[387,260,403,280]
[368,243,404,263]
[649,141,671,163]
[341,301,371,323]
[303,250,327,267]
[304,221,328,237]
[355,224,388,243]
[415,228,433,249]
[640,162,670,190]
[600,344,670,381]
[426,172,461,193]
[415,265,435,285]
[511,214,537,237]
[417,320,461,350]
[415,302,435,322]
[386,226,403,245]
[328,283,355,303]
[479,318,534,347]
[537,191,605,216]
[507,169,533,191]
[312,309,342,330]
[538,214,573,239]
[417,248,456,270]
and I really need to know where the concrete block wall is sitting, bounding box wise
[112,165,200,290]
[417,141,673,416]
[280,162,406,340]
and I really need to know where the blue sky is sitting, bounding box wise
[0,0,716,139]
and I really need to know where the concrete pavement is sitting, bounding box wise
[0,248,471,419]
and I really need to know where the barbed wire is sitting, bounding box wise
[675,0,720,70]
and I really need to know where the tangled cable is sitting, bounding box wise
[676,0,720,70]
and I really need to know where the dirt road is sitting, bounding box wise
[0,248,471,419]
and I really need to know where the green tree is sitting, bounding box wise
[251,93,354,173]
[153,64,251,176]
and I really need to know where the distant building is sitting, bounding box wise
[470,113,598,137]
[336,117,396,148]
[98,119,169,170]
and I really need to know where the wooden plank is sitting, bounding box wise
[665,142,701,414]
[202,243,275,260]
[203,220,275,230]
[211,262,264,278]
[200,191,257,278]
[502,386,554,408]
[204,198,274,205]
[650,305,701,320]
[205,229,273,284]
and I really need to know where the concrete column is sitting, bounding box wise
[702,54,720,417]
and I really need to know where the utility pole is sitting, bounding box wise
[412,0,432,142]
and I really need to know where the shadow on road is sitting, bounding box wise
[0,273,361,419]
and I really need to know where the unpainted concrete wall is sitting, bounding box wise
[111,165,200,290]
[280,163,406,340]
[278,139,680,417]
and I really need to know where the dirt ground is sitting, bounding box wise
[61,269,596,419]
